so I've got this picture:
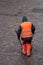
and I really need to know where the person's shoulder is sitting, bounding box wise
[27,21,32,24]
[20,22,24,25]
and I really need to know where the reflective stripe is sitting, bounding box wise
[22,30,32,33]
[21,34,33,37]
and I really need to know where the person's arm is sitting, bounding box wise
[32,24,35,34]
[17,25,22,40]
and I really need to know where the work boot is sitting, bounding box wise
[21,52,26,56]
[27,50,31,57]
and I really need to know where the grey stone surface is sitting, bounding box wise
[0,0,43,65]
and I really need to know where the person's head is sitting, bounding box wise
[22,16,28,22]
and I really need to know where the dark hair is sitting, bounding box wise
[22,16,28,22]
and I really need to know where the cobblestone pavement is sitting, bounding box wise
[0,0,43,65]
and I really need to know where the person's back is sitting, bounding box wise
[20,22,33,38]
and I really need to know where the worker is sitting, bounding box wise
[16,16,35,57]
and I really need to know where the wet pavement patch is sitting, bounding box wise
[32,8,43,13]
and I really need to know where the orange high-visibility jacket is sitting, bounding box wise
[20,22,33,38]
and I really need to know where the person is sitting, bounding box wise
[16,16,35,57]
